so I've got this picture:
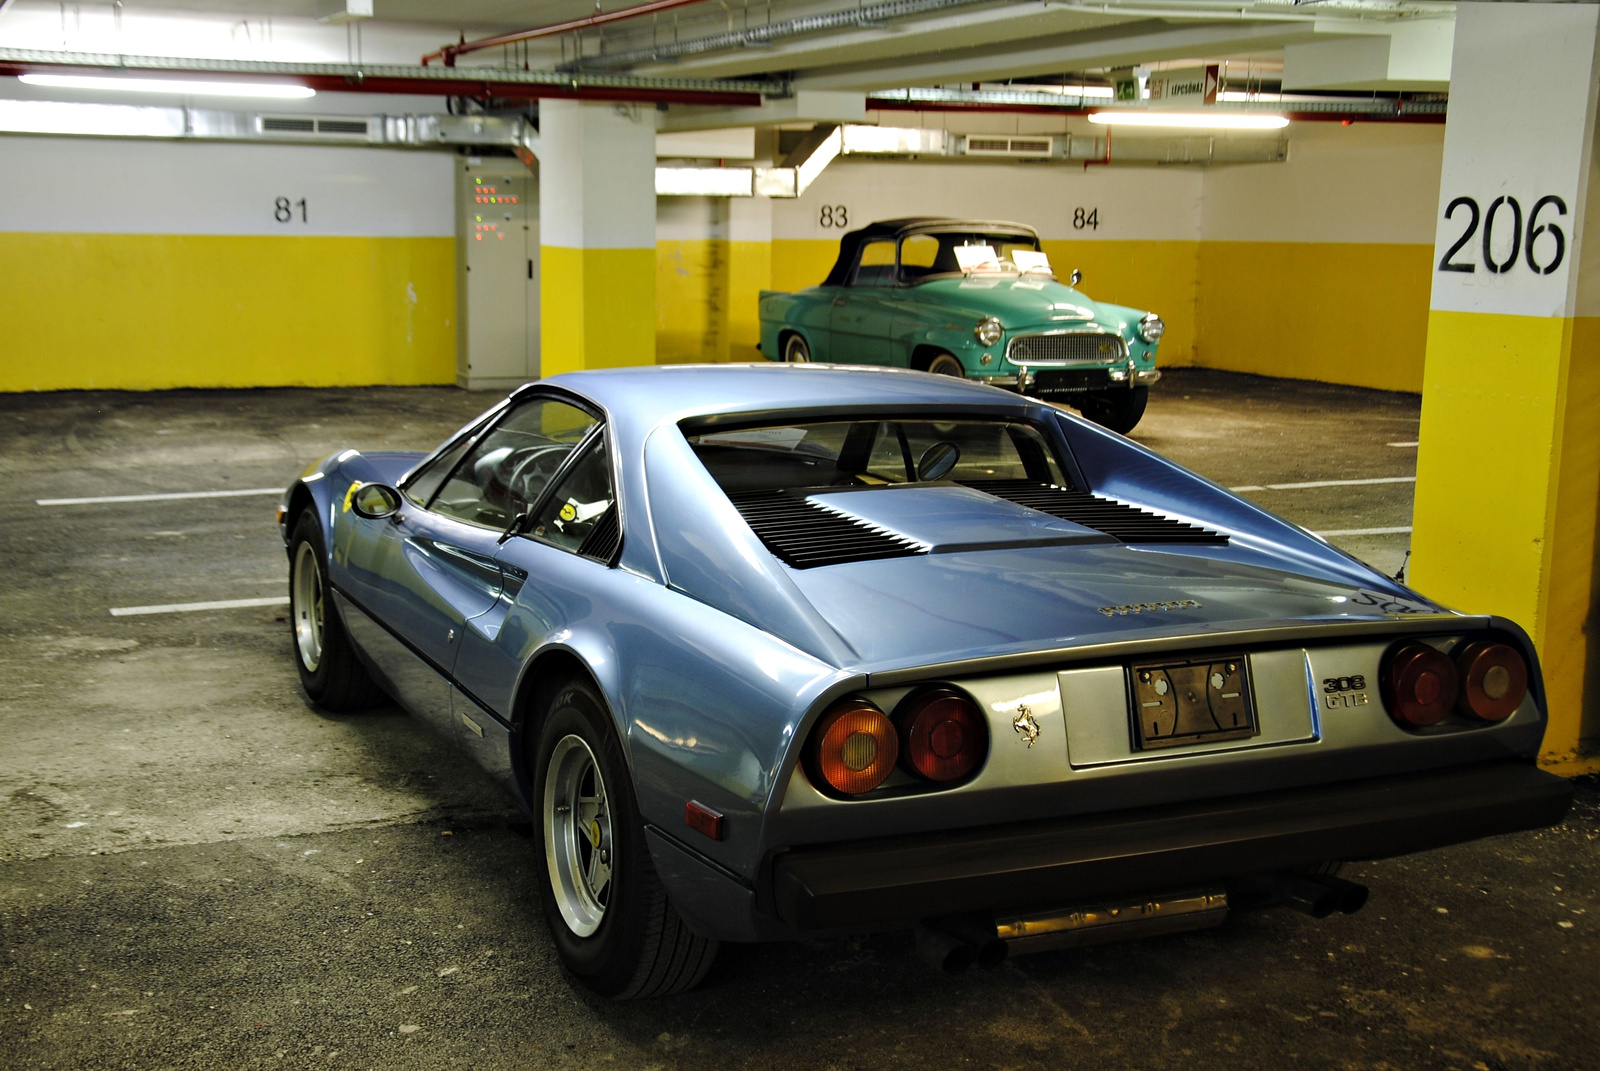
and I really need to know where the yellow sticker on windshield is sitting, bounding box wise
[559,502,577,522]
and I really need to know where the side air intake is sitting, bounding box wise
[960,480,1229,545]
[728,490,927,568]
[577,505,622,565]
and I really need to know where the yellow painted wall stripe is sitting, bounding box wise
[0,232,456,392]
[1195,242,1432,393]
[541,246,656,376]
[1410,310,1600,771]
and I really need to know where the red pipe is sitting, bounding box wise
[423,0,713,67]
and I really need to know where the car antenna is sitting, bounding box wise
[1392,550,1411,584]
[498,511,530,545]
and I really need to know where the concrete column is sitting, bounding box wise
[728,194,773,361]
[539,99,657,374]
[1411,2,1600,772]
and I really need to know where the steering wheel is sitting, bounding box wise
[496,444,570,511]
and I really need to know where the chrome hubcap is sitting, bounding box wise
[544,734,613,937]
[291,541,324,672]
[785,338,809,363]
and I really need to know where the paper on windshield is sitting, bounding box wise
[954,244,1001,273]
[1011,249,1052,274]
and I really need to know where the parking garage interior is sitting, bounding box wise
[2,1,1598,1067]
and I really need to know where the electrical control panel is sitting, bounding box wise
[456,157,539,391]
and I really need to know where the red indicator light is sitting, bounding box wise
[684,800,723,840]
[475,234,482,241]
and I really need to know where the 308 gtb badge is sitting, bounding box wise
[1322,674,1370,709]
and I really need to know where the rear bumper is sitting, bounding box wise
[769,760,1572,931]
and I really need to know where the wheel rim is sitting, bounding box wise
[544,733,613,937]
[784,336,809,363]
[291,541,324,672]
[929,355,964,376]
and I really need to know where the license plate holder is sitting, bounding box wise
[1129,653,1257,750]
[1031,368,1110,395]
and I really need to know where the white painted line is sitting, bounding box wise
[1387,441,1420,448]
[1230,476,1416,491]
[109,596,288,617]
[38,488,281,506]
[1315,526,1414,537]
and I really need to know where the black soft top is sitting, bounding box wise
[821,217,1041,286]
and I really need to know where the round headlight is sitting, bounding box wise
[974,317,1003,347]
[1139,313,1165,344]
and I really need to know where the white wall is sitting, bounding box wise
[0,135,453,237]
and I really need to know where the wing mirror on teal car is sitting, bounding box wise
[350,482,402,520]
[1069,268,1083,287]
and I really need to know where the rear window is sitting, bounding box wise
[687,418,1067,493]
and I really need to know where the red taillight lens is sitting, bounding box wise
[1381,643,1459,728]
[1454,640,1528,722]
[898,688,987,783]
[809,699,898,795]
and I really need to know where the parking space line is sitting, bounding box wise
[38,488,281,506]
[1388,441,1420,447]
[1314,526,1414,537]
[109,596,288,617]
[1230,476,1416,491]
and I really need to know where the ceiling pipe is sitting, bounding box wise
[865,96,1446,123]
[0,62,764,105]
[422,0,714,67]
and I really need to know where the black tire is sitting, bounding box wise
[1079,385,1149,434]
[288,510,386,711]
[781,333,810,363]
[533,678,718,999]
[926,352,966,377]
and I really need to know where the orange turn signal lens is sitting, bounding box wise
[1454,640,1528,722]
[809,699,898,796]
[1381,642,1459,728]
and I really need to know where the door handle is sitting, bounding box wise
[832,297,847,307]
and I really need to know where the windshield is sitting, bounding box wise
[687,418,1067,493]
[898,231,1044,284]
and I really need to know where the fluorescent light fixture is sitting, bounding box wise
[1087,110,1288,130]
[19,74,315,99]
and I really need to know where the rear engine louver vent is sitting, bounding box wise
[578,505,622,564]
[728,490,927,569]
[961,480,1229,545]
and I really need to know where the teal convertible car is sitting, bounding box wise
[758,217,1163,433]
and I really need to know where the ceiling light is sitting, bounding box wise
[1087,110,1287,130]
[19,74,315,99]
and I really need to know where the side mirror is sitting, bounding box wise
[350,482,402,520]
[1069,268,1083,287]
[916,441,961,481]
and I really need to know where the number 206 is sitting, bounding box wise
[1438,194,1566,275]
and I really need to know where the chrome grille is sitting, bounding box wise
[1007,332,1126,365]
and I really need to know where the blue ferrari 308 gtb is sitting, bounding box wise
[279,364,1570,998]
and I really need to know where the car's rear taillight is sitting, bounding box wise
[1381,642,1459,727]
[1454,640,1528,722]
[897,688,987,783]
[808,699,898,795]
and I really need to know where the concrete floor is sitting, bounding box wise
[1,369,1594,1071]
